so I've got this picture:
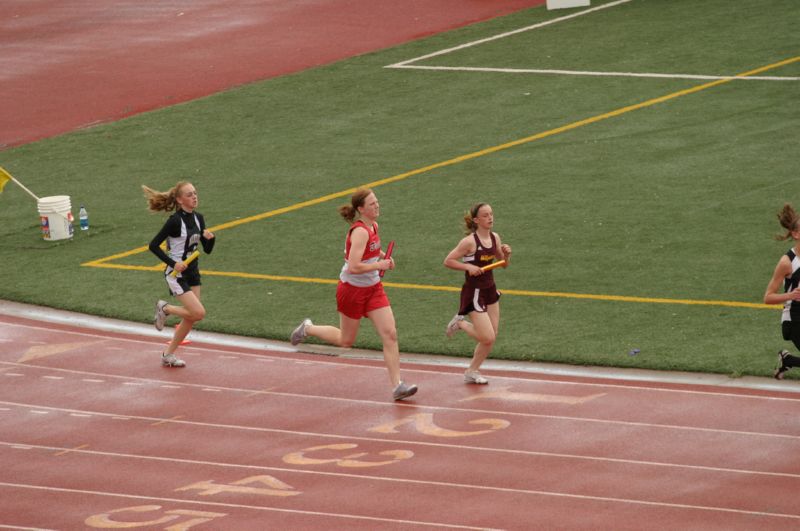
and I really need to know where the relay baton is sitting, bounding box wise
[170,250,200,277]
[480,260,507,272]
[379,240,395,278]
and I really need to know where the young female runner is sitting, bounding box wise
[764,203,800,379]
[290,188,418,400]
[443,202,511,384]
[144,181,215,368]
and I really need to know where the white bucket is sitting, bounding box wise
[38,195,74,241]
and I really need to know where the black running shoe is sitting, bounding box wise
[774,350,791,380]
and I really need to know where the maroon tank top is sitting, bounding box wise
[463,232,497,289]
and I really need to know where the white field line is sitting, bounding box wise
[390,64,800,81]
[386,0,798,82]
[387,0,634,68]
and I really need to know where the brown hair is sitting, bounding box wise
[338,188,373,223]
[777,203,800,241]
[142,181,192,212]
[463,202,488,234]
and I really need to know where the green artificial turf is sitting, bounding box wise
[1,0,797,377]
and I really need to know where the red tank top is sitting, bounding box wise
[340,220,381,286]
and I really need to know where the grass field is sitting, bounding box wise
[1,0,798,377]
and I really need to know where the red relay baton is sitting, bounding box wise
[379,241,395,278]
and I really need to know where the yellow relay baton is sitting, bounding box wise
[480,260,507,272]
[170,250,200,277]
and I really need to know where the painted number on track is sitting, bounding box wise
[283,443,414,467]
[85,505,226,530]
[175,474,300,497]
[368,412,510,437]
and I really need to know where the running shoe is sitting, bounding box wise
[290,318,312,346]
[445,314,465,338]
[161,352,186,368]
[464,370,489,384]
[392,381,418,401]
[154,300,168,331]
[775,349,791,380]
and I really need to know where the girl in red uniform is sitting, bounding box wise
[291,188,418,400]
[443,203,511,384]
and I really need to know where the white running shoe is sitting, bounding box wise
[446,314,465,338]
[161,352,186,367]
[290,318,312,346]
[154,300,168,331]
[393,381,418,401]
[464,370,488,384]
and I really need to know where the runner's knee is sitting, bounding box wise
[188,307,206,322]
[477,331,495,346]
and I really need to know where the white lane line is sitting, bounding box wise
[2,364,798,439]
[1,404,797,479]
[1,445,798,522]
[4,346,797,402]
[0,481,484,529]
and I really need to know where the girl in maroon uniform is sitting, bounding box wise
[291,188,418,401]
[444,203,511,384]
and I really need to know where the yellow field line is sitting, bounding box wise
[84,262,776,310]
[82,56,799,309]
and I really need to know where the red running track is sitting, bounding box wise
[2,312,800,529]
[0,0,544,148]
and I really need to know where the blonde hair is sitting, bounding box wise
[338,188,373,223]
[776,203,800,241]
[463,202,488,234]
[142,181,192,212]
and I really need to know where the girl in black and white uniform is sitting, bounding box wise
[764,203,800,379]
[144,181,215,367]
[443,203,511,384]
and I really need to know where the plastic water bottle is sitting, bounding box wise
[79,205,89,231]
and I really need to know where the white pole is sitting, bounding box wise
[9,176,40,201]
[0,167,40,201]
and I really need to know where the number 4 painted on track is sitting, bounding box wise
[175,475,300,497]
